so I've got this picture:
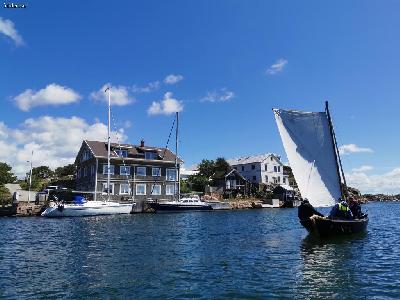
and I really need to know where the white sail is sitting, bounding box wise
[273,109,342,207]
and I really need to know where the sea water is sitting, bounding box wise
[0,202,399,299]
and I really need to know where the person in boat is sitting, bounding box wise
[328,199,353,220]
[298,198,325,221]
[348,197,365,219]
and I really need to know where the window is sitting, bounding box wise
[277,166,281,172]
[91,165,95,175]
[251,164,255,170]
[274,166,277,172]
[265,175,268,182]
[277,176,281,183]
[103,165,114,175]
[264,164,268,171]
[115,149,128,158]
[273,177,278,184]
[283,177,286,184]
[241,166,244,171]
[83,167,87,177]
[136,184,146,195]
[119,183,130,195]
[166,169,177,181]
[102,183,114,194]
[82,150,91,161]
[145,152,158,160]
[77,168,81,179]
[271,156,273,161]
[136,166,146,176]
[166,184,176,195]
[252,175,256,181]
[120,166,131,176]
[151,184,161,195]
[152,167,161,177]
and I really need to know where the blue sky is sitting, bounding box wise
[1,0,400,193]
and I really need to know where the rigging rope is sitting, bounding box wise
[111,113,132,200]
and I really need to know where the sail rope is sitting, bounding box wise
[150,115,177,197]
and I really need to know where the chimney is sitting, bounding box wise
[140,139,145,147]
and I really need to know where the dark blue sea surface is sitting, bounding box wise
[0,202,399,299]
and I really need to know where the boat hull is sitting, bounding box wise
[300,216,368,237]
[41,201,133,217]
[149,203,213,212]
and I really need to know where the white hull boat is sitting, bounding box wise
[41,201,133,217]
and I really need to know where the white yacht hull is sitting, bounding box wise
[41,201,133,217]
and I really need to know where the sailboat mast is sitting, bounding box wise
[175,112,179,201]
[325,101,348,199]
[107,87,111,201]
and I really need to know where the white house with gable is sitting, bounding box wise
[227,154,289,186]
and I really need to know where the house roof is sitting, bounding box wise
[213,168,249,182]
[227,153,283,166]
[83,140,183,163]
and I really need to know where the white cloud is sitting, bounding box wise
[164,74,184,85]
[147,92,183,116]
[0,117,127,177]
[90,83,134,106]
[131,81,160,93]
[352,165,374,172]
[266,58,288,75]
[346,167,400,194]
[14,84,81,111]
[339,144,373,155]
[201,88,235,103]
[0,17,24,46]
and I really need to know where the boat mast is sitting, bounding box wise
[106,87,111,202]
[325,101,348,199]
[175,112,179,201]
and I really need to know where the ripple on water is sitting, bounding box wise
[0,203,400,299]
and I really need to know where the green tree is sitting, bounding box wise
[197,159,215,178]
[180,179,192,194]
[20,177,45,191]
[187,174,210,192]
[283,165,297,188]
[214,157,230,174]
[0,162,16,185]
[55,164,76,178]
[187,157,232,192]
[32,166,54,179]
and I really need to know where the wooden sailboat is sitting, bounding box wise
[273,102,368,236]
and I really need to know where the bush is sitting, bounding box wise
[0,185,12,204]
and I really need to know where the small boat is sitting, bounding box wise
[42,87,134,217]
[300,216,368,236]
[149,195,213,212]
[273,102,368,236]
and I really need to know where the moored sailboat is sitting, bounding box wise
[41,88,133,217]
[273,102,368,236]
[149,112,212,212]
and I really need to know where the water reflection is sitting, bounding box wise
[298,233,367,298]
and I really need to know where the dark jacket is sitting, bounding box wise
[349,202,363,219]
[298,201,324,221]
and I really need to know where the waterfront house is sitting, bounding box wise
[75,140,182,202]
[210,168,251,197]
[227,154,289,186]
